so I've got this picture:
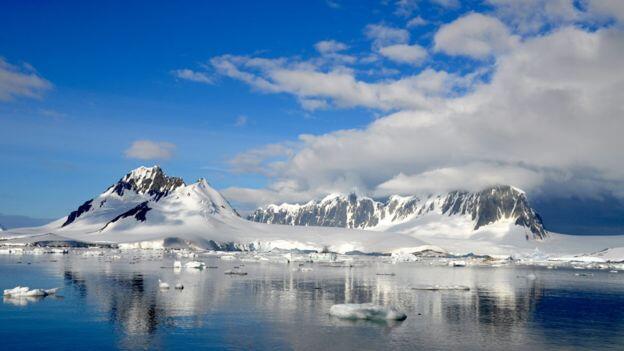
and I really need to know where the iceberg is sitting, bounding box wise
[329,303,407,321]
[185,261,205,269]
[3,286,60,297]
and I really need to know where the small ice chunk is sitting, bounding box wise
[185,261,205,269]
[158,279,170,289]
[173,261,182,268]
[329,303,407,321]
[174,283,184,289]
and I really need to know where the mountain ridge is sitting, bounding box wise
[248,185,548,239]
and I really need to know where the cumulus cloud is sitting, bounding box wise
[228,143,295,176]
[209,54,470,111]
[379,44,428,65]
[172,69,213,84]
[314,40,348,54]
[364,24,410,49]
[395,0,458,17]
[376,163,547,195]
[407,16,428,27]
[0,58,52,101]
[487,0,581,34]
[124,140,176,160]
[223,25,624,208]
[586,0,624,23]
[434,13,519,59]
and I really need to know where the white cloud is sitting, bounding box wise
[379,44,428,65]
[124,140,176,160]
[210,54,471,111]
[395,0,458,17]
[586,0,624,23]
[0,58,52,101]
[365,24,410,48]
[407,16,428,27]
[487,0,581,34]
[314,40,348,54]
[172,69,213,84]
[434,13,518,59]
[228,143,295,175]
[376,163,546,195]
[223,25,624,208]
[431,0,459,8]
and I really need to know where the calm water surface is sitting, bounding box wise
[1,253,623,350]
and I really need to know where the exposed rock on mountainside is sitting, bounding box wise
[248,185,547,239]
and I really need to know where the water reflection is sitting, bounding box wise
[4,255,624,350]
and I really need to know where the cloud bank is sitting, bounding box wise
[176,2,624,209]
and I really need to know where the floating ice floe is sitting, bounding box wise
[329,303,407,321]
[449,260,467,267]
[3,286,60,297]
[173,261,182,268]
[174,283,184,290]
[184,261,205,269]
[412,285,470,291]
[158,279,170,289]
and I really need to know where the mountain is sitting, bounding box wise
[58,165,240,232]
[248,185,547,240]
[0,213,55,229]
[1,166,431,254]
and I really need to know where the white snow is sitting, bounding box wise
[3,166,624,262]
[3,286,60,297]
[329,303,407,321]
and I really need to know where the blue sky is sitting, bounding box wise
[1,0,624,234]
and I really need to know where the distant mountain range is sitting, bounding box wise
[249,185,547,239]
[1,166,428,254]
[4,165,624,258]
[0,213,54,230]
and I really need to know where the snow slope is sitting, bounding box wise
[1,166,431,254]
[3,166,624,260]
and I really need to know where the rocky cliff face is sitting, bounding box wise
[248,185,547,239]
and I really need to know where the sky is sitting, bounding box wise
[1,0,624,234]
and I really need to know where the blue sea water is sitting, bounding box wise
[1,253,623,350]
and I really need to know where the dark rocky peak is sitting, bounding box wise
[109,166,185,200]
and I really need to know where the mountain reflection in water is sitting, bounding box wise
[1,255,623,350]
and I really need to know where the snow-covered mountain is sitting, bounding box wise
[1,166,431,254]
[59,165,240,232]
[248,186,547,240]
